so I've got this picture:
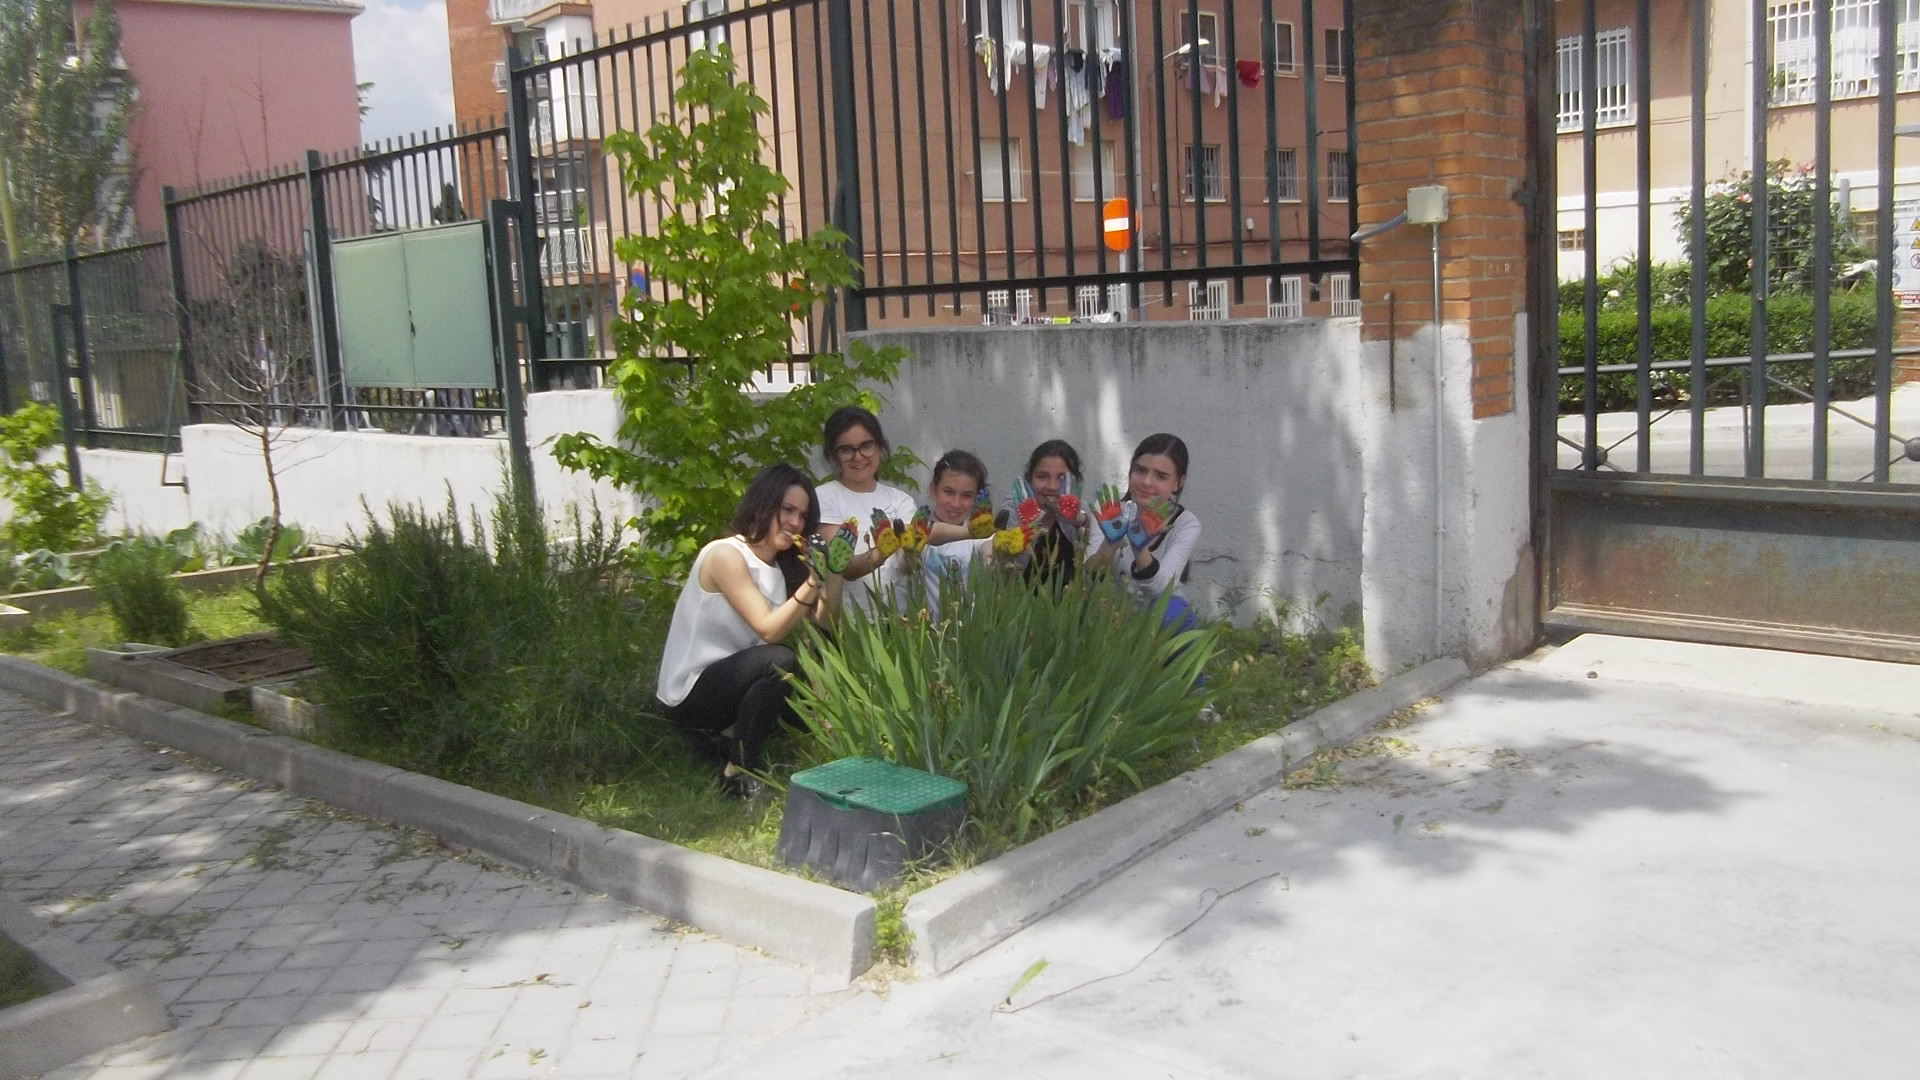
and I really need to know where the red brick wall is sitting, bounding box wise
[1350,0,1528,419]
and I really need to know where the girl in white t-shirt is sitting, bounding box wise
[917,449,993,620]
[657,464,843,796]
[814,405,918,615]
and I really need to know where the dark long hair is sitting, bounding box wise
[731,464,819,594]
[1024,439,1083,483]
[931,448,988,494]
[822,405,890,473]
[1130,433,1190,498]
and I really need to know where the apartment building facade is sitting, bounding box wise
[446,0,1361,351]
[1552,0,1920,280]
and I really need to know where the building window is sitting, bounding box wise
[1323,26,1351,79]
[1268,148,1299,202]
[1326,150,1350,202]
[1181,10,1219,67]
[1107,282,1129,320]
[1272,21,1297,75]
[686,0,728,51]
[1267,275,1303,318]
[1067,0,1118,52]
[973,0,1025,38]
[1071,141,1117,201]
[985,288,1012,325]
[1076,284,1105,318]
[1557,227,1586,251]
[1188,279,1230,321]
[1768,0,1920,105]
[980,138,1023,201]
[1182,144,1224,202]
[1328,272,1360,317]
[1015,288,1035,321]
[1556,27,1634,131]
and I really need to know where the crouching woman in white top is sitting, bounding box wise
[656,464,842,796]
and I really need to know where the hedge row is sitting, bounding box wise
[1557,290,1878,412]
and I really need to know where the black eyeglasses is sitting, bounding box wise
[833,439,881,460]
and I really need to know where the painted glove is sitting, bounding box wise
[1094,483,1129,544]
[968,486,995,539]
[1055,474,1083,526]
[899,506,933,554]
[802,524,858,578]
[1012,478,1044,528]
[991,508,1034,557]
[869,507,901,560]
[1128,497,1177,551]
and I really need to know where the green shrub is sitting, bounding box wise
[0,402,109,553]
[1557,289,1879,412]
[260,488,670,791]
[90,538,192,646]
[790,563,1217,847]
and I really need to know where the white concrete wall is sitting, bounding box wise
[860,319,1535,674]
[28,409,645,547]
[854,322,1371,637]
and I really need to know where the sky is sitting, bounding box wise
[351,0,457,147]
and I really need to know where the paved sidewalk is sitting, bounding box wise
[714,636,1920,1079]
[0,690,861,1080]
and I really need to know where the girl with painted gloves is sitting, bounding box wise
[1006,439,1091,589]
[815,406,920,615]
[656,464,848,798]
[916,450,995,618]
[1087,433,1203,630]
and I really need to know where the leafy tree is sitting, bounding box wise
[552,45,910,580]
[0,401,109,553]
[1675,159,1871,296]
[0,0,136,260]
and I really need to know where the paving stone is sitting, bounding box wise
[0,689,866,1080]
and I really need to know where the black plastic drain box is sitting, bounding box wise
[775,756,967,892]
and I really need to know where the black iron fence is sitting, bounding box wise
[1550,0,1918,486]
[1,0,1361,457]
[511,0,1361,370]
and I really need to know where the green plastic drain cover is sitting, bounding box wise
[790,756,966,815]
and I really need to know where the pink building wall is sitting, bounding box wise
[78,0,362,237]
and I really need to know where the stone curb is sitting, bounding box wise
[0,657,875,981]
[0,895,169,1079]
[900,656,1471,976]
[1,553,343,625]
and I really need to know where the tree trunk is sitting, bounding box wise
[254,422,280,598]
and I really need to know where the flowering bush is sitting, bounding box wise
[1674,159,1871,295]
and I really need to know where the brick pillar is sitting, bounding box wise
[1351,0,1529,419]
[1898,308,1920,384]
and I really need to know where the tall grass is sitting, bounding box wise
[790,561,1218,846]
[260,488,671,792]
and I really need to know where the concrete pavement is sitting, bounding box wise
[709,636,1920,1079]
[1555,382,1920,481]
[0,691,859,1080]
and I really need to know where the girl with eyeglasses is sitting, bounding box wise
[815,405,919,614]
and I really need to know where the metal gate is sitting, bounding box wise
[1535,0,1920,664]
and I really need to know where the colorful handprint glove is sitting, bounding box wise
[899,506,933,554]
[1012,478,1044,527]
[1055,475,1082,525]
[1128,497,1177,551]
[803,526,857,578]
[869,507,901,559]
[992,526,1033,557]
[1094,483,1129,544]
[968,486,995,539]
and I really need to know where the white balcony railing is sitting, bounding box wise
[489,0,545,25]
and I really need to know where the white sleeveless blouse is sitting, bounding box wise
[656,536,789,706]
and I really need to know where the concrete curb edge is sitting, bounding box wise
[900,656,1472,976]
[0,895,169,1078]
[0,656,875,981]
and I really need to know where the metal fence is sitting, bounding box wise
[512,0,1361,366]
[1550,0,1918,486]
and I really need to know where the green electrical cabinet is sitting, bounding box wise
[332,221,496,390]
